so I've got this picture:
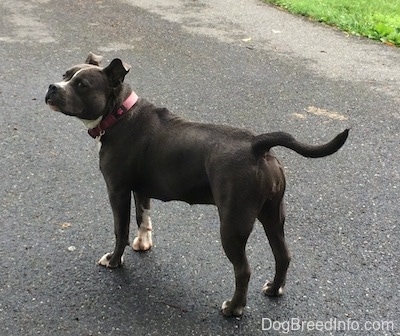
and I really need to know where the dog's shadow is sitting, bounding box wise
[92,246,256,332]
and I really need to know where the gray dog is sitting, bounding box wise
[45,53,348,317]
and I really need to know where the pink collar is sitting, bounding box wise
[88,91,139,139]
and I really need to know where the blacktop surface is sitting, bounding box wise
[0,0,399,335]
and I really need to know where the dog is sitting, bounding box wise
[45,53,349,317]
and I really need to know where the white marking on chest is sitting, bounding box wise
[78,116,104,153]
[96,139,102,153]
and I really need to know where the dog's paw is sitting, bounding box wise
[132,228,153,251]
[221,300,244,317]
[98,252,124,268]
[262,281,284,296]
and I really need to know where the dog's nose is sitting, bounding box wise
[45,84,58,104]
[47,84,58,94]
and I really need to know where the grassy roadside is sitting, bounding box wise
[264,0,400,47]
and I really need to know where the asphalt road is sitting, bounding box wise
[1,0,399,335]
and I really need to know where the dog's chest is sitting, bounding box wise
[97,139,102,152]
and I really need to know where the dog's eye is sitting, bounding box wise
[62,73,67,79]
[76,79,89,89]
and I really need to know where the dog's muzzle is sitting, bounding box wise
[45,84,58,103]
[45,84,61,111]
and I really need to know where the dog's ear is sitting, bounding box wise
[85,52,103,66]
[103,58,131,87]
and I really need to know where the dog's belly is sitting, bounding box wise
[137,180,215,205]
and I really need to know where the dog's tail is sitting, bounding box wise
[251,129,349,158]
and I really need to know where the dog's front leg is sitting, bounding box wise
[132,193,153,251]
[98,188,131,268]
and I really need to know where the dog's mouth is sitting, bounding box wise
[45,89,63,112]
[45,84,64,112]
[46,100,61,112]
[45,99,79,117]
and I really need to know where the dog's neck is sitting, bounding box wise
[82,90,139,139]
[80,116,103,129]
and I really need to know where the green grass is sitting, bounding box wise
[264,0,400,46]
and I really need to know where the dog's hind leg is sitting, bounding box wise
[219,207,256,317]
[99,188,131,268]
[258,199,291,296]
[132,193,153,251]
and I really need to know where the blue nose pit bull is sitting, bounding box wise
[45,53,349,317]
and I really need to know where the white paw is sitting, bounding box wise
[221,300,244,317]
[262,282,284,296]
[132,212,153,251]
[132,229,153,251]
[98,253,124,268]
[221,300,229,310]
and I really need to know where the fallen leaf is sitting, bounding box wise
[292,113,306,119]
[307,106,348,120]
[383,41,395,47]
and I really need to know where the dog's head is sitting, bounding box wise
[45,52,131,121]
